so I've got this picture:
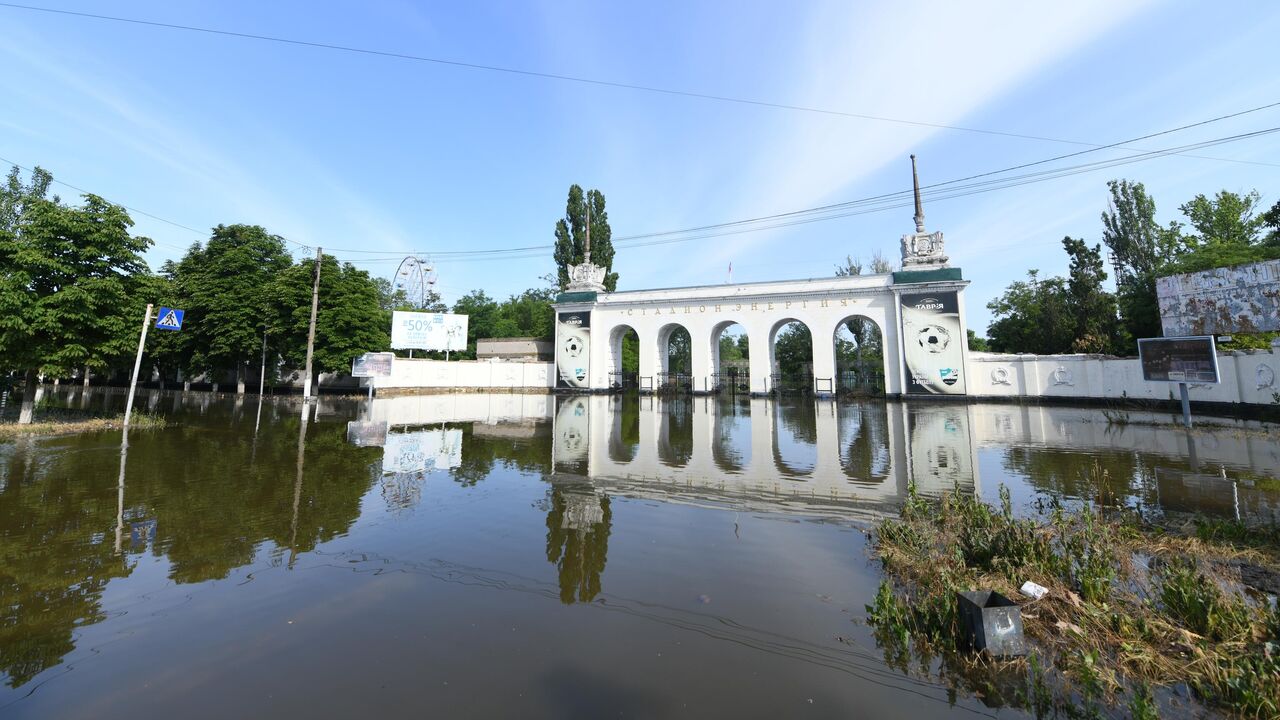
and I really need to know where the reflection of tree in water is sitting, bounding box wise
[450,423,552,486]
[608,395,640,463]
[839,403,891,483]
[0,442,130,688]
[659,399,692,466]
[776,402,817,444]
[1002,446,1144,505]
[544,485,612,604]
[0,417,380,687]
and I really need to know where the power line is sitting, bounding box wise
[4,0,1279,168]
[326,122,1280,262]
[0,153,208,240]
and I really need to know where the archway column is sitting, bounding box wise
[687,320,715,393]
[637,326,664,387]
[743,317,775,394]
[810,319,838,394]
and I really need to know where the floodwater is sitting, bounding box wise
[1,388,1277,718]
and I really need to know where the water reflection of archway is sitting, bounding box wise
[608,393,639,463]
[833,314,885,395]
[772,401,817,477]
[658,397,693,467]
[837,402,892,485]
[712,395,751,473]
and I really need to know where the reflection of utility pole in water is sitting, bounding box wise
[289,402,310,568]
[251,392,265,462]
[114,430,129,554]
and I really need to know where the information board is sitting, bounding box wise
[1138,336,1219,383]
[391,311,468,352]
[351,352,394,378]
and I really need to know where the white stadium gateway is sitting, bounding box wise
[552,157,971,397]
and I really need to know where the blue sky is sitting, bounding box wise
[3,1,1279,333]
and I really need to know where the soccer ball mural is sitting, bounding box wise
[563,335,584,358]
[916,325,952,353]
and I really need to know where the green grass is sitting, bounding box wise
[0,413,167,439]
[866,474,1280,718]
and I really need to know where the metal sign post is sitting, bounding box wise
[122,304,153,429]
[1137,336,1220,430]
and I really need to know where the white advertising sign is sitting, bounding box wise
[382,428,463,475]
[391,311,469,352]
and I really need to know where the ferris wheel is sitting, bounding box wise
[393,256,438,308]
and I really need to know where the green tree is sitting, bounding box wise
[1100,180,1180,345]
[1160,190,1280,275]
[1062,236,1123,353]
[1262,199,1280,246]
[1178,189,1264,249]
[492,287,555,339]
[553,184,618,291]
[986,270,1075,354]
[272,255,390,374]
[666,327,691,374]
[0,168,152,422]
[178,224,292,390]
[773,323,812,377]
[833,255,886,381]
[620,330,639,373]
[451,290,499,359]
[966,330,989,352]
[719,333,744,364]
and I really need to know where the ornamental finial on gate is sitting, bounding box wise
[901,154,949,268]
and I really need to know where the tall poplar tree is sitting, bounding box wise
[1100,180,1180,344]
[553,184,618,292]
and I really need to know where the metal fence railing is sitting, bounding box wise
[656,372,693,393]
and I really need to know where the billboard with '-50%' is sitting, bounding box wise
[391,311,468,352]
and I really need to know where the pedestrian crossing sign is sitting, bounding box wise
[155,307,185,331]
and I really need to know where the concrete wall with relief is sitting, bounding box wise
[1157,258,1280,336]
[371,358,555,393]
[966,349,1280,406]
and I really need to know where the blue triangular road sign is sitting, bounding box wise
[155,307,184,331]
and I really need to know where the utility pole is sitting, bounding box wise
[123,304,153,429]
[302,247,322,400]
[259,332,268,396]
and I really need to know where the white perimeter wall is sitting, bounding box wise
[966,349,1280,406]
[371,358,554,392]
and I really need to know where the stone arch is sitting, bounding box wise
[767,317,814,393]
[607,324,639,388]
[655,322,693,391]
[832,313,887,395]
[709,319,750,391]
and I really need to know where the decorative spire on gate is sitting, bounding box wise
[567,197,607,292]
[901,154,949,268]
